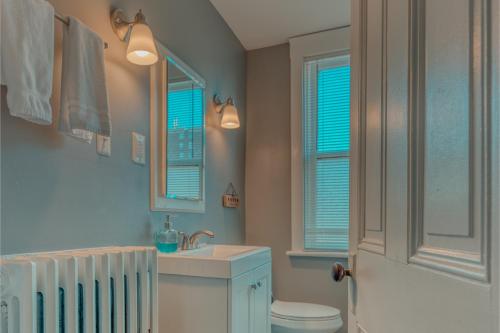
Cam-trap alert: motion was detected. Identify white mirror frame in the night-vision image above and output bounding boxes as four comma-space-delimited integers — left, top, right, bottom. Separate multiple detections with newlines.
150, 43, 206, 212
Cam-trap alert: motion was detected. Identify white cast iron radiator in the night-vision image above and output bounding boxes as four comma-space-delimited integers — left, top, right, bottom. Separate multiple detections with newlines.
0, 246, 158, 333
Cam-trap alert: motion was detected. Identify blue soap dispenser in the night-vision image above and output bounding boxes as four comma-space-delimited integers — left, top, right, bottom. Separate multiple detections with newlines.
155, 215, 178, 253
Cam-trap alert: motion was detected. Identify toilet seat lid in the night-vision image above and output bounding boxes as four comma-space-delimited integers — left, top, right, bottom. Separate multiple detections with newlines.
271, 301, 341, 321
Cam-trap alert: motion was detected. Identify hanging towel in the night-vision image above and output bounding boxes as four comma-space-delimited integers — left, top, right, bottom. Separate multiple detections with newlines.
59, 16, 110, 143
0, 0, 55, 124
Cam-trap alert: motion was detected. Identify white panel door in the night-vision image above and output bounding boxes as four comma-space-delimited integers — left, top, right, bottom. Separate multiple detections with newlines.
347, 0, 499, 332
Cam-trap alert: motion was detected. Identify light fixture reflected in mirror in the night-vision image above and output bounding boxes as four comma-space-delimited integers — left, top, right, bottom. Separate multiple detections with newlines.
110, 9, 158, 66
214, 95, 240, 129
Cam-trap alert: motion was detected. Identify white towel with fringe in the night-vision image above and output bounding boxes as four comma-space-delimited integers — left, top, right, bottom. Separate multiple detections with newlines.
0, 0, 55, 124
59, 16, 110, 143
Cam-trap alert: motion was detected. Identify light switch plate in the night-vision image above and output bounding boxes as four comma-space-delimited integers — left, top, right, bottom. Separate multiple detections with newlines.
96, 134, 111, 157
132, 132, 146, 165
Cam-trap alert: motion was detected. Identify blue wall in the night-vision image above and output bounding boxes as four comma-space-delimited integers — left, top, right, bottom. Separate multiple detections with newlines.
1, 0, 246, 254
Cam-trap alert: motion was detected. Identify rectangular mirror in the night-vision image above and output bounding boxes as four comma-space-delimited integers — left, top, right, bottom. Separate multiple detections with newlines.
150, 43, 206, 212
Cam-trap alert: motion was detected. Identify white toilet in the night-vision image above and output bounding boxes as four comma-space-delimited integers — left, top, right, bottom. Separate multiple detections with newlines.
271, 300, 343, 333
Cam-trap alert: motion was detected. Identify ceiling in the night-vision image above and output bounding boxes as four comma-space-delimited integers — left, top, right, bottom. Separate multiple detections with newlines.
209, 0, 351, 50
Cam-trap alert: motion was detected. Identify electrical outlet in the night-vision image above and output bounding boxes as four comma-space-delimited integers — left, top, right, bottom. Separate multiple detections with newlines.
96, 134, 111, 156
132, 132, 146, 165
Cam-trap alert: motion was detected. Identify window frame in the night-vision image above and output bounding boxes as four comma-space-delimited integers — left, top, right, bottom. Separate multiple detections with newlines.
150, 43, 206, 213
288, 27, 351, 258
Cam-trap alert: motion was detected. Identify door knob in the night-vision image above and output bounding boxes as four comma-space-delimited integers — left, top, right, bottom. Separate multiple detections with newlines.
332, 262, 352, 282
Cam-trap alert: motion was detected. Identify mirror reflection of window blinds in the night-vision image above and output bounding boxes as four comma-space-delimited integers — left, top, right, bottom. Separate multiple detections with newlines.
303, 54, 351, 251
167, 83, 203, 200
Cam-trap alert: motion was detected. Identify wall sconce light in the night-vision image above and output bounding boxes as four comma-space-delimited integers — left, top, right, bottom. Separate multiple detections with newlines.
214, 95, 240, 129
110, 9, 158, 66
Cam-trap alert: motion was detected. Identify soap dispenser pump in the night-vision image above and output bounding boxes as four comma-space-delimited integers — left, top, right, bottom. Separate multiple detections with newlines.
155, 215, 178, 253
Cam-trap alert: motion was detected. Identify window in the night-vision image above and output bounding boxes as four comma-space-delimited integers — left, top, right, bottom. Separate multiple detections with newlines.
288, 27, 351, 257
303, 54, 351, 252
167, 82, 204, 200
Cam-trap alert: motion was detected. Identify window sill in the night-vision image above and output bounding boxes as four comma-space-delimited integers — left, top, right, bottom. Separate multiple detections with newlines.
286, 250, 348, 259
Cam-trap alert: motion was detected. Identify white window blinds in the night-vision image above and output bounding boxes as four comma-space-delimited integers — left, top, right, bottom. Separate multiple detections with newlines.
303, 54, 350, 251
167, 82, 204, 200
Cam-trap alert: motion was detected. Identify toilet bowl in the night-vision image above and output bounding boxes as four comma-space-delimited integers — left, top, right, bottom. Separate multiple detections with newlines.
271, 300, 343, 333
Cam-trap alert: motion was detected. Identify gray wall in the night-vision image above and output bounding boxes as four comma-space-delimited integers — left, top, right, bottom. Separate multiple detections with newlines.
245, 44, 348, 332
1, 0, 246, 254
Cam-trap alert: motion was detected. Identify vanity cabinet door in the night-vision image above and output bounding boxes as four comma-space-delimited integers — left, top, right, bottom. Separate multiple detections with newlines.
252, 263, 271, 333
230, 263, 272, 333
230, 270, 253, 333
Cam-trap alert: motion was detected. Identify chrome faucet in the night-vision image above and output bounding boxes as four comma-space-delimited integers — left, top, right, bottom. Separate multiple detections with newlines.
179, 230, 215, 250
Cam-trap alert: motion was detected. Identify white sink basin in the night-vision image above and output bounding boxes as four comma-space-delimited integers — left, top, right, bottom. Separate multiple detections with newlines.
177, 244, 257, 258
158, 244, 271, 278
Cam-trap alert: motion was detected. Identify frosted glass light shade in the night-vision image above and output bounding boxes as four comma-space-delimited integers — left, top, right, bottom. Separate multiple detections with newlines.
126, 23, 158, 65
221, 104, 240, 129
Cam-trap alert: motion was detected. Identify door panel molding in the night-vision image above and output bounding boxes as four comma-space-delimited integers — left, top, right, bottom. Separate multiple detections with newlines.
408, 0, 492, 282
357, 324, 368, 333
358, 0, 388, 255
411, 245, 487, 281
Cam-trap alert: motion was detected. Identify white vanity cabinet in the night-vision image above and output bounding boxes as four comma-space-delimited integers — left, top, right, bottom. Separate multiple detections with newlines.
157, 245, 271, 333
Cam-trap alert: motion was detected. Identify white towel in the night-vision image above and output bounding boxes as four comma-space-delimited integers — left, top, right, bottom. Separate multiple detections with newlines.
59, 17, 110, 143
0, 0, 55, 124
